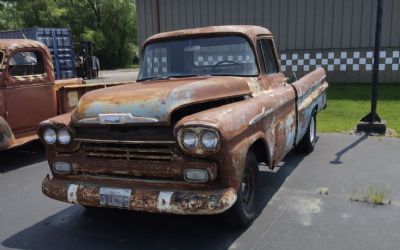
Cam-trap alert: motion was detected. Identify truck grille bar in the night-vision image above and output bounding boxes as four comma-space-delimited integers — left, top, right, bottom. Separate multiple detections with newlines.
75, 138, 176, 145
81, 141, 178, 161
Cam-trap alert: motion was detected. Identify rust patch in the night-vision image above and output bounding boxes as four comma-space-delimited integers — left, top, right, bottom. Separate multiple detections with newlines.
70, 76, 252, 123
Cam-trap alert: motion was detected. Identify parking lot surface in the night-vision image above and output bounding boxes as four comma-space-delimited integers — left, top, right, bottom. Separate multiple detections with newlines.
85, 69, 139, 84
1, 133, 399, 250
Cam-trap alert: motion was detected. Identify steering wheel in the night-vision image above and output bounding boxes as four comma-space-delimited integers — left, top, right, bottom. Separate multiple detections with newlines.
212, 60, 242, 73
213, 60, 240, 67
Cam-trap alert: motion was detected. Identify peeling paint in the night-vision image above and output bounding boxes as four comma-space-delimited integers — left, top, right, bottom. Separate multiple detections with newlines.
67, 184, 78, 204
157, 191, 173, 211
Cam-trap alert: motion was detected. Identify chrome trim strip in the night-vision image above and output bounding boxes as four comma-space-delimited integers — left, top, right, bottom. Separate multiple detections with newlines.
249, 107, 272, 125
74, 138, 176, 145
78, 113, 158, 125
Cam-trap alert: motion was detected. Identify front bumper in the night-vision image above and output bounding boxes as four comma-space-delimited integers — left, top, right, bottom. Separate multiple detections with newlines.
42, 175, 237, 215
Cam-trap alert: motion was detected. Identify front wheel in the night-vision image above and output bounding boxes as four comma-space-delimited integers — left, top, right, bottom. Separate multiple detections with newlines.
222, 151, 259, 227
296, 110, 317, 154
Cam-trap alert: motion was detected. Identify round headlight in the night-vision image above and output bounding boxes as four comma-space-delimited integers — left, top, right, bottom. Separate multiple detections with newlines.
57, 128, 71, 145
43, 128, 57, 145
182, 131, 198, 150
201, 130, 219, 151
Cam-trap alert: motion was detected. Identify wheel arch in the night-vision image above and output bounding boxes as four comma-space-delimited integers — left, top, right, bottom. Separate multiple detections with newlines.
248, 137, 272, 169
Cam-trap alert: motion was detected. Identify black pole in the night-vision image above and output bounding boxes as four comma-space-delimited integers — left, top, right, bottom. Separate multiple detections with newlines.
370, 0, 382, 122
357, 0, 386, 134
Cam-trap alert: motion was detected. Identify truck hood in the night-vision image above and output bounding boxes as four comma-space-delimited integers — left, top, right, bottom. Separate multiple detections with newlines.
71, 76, 253, 124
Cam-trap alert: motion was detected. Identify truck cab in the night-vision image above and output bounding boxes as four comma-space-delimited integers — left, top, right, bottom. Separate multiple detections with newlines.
0, 39, 57, 150
0, 39, 122, 151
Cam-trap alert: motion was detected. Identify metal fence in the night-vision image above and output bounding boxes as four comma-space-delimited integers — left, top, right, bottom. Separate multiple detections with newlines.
136, 0, 400, 83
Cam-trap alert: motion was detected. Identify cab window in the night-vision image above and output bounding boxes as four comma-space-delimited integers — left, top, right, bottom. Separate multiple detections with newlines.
8, 51, 45, 77
259, 39, 279, 74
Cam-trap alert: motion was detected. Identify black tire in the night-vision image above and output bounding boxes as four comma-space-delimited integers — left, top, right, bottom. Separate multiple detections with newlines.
296, 109, 317, 154
222, 151, 259, 227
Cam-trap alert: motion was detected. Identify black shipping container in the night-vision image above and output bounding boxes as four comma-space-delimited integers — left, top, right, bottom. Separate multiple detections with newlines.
0, 27, 76, 79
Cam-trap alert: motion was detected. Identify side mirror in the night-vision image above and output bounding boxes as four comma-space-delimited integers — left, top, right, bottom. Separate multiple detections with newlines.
287, 72, 297, 83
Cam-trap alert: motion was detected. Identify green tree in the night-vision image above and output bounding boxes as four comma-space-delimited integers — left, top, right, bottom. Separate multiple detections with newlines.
2, 0, 137, 69
0, 1, 23, 30
77, 0, 137, 68
16, 0, 69, 28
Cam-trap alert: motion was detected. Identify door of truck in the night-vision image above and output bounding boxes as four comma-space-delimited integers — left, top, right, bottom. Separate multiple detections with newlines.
257, 38, 297, 157
4, 48, 57, 136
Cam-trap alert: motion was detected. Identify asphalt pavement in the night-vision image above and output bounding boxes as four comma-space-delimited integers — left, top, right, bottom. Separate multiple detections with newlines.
1, 133, 400, 250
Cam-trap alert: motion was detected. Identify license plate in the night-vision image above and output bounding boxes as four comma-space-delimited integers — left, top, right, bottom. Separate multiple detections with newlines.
99, 187, 132, 208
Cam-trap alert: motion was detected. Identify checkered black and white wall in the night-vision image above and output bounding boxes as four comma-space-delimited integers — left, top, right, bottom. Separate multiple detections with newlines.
280, 49, 400, 82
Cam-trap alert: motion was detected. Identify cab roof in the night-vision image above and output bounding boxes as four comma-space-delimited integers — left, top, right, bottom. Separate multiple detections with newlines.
0, 39, 48, 51
145, 25, 273, 45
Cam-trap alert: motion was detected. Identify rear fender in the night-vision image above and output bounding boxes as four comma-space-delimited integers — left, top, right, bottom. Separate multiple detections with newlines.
291, 68, 328, 144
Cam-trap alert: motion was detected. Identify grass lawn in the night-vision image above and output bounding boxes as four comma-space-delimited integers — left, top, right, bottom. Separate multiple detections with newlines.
317, 83, 400, 136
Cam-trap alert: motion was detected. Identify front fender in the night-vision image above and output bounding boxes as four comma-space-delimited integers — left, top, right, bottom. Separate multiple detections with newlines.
220, 131, 270, 190
176, 93, 295, 189
0, 116, 15, 151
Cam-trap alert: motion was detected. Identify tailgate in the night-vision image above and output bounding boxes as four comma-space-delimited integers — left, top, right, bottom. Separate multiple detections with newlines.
56, 81, 129, 114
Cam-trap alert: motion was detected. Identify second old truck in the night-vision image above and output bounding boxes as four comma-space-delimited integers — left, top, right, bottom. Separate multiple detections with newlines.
39, 25, 328, 226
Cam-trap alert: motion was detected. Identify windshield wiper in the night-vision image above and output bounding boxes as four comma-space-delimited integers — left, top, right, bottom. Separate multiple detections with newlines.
169, 74, 204, 78
209, 74, 257, 77
137, 76, 171, 82
137, 74, 203, 82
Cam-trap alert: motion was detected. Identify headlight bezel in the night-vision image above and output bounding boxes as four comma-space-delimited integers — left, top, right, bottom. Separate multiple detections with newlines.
177, 126, 221, 154
39, 125, 74, 146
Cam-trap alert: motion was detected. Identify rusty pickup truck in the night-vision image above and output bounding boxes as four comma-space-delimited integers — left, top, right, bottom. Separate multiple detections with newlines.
39, 25, 328, 226
0, 39, 121, 151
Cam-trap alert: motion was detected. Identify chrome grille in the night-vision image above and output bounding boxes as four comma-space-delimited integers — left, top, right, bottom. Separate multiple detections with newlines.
82, 142, 178, 161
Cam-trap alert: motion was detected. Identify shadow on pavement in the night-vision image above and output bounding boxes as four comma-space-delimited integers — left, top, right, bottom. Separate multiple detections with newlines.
256, 151, 305, 214
0, 140, 45, 173
330, 134, 368, 165
2, 151, 305, 250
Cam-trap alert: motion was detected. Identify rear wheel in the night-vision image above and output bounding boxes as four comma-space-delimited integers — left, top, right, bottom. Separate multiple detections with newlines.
296, 110, 317, 154
222, 151, 259, 227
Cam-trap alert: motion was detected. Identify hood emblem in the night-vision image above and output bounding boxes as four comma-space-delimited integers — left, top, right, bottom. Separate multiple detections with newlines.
78, 113, 158, 124
99, 113, 131, 124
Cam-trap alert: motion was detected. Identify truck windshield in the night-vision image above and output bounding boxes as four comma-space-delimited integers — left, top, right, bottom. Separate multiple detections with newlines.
138, 36, 258, 81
